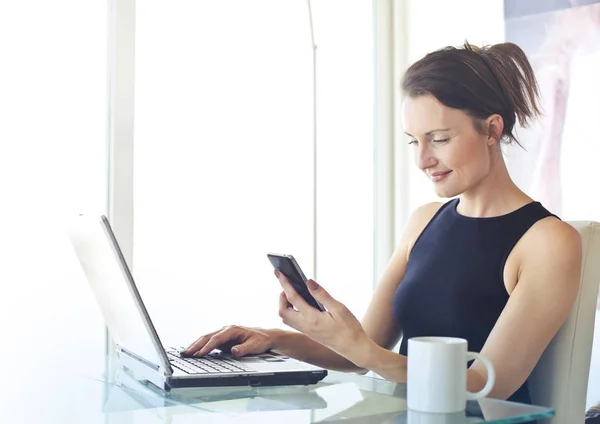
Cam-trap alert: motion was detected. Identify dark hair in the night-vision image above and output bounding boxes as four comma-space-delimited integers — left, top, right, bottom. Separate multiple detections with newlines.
402, 42, 541, 147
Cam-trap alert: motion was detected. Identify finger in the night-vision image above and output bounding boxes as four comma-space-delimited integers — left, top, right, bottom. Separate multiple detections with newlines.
278, 291, 300, 330
182, 330, 220, 356
230, 339, 265, 357
306, 279, 338, 309
278, 290, 295, 319
194, 327, 245, 357
279, 290, 292, 310
276, 270, 312, 314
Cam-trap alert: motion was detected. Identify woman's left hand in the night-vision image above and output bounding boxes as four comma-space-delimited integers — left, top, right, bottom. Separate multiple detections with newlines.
275, 270, 369, 361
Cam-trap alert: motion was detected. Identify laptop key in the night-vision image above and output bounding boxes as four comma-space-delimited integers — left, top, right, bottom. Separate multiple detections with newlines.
169, 353, 255, 373
177, 359, 236, 374
171, 362, 208, 374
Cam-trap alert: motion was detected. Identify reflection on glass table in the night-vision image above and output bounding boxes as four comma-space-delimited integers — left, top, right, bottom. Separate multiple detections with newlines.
105, 367, 553, 423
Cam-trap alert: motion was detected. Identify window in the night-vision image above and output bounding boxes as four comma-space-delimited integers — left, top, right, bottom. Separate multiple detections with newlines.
133, 1, 373, 345
0, 0, 108, 408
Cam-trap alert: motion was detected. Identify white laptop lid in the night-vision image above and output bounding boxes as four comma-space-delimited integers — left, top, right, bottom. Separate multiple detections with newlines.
67, 214, 172, 375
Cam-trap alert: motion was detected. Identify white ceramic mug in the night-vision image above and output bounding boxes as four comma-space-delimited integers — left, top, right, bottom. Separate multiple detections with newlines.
407, 337, 495, 413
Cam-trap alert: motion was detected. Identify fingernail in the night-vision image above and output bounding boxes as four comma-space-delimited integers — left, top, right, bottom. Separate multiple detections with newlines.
275, 270, 281, 278
307, 279, 318, 290
231, 347, 239, 356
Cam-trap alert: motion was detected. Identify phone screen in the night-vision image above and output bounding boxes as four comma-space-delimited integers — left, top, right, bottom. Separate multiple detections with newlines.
267, 253, 325, 311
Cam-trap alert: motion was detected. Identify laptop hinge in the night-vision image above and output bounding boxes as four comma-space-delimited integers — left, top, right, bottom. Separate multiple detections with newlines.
118, 346, 162, 372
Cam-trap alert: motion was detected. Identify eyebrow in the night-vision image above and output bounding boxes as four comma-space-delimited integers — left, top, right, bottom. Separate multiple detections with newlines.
404, 128, 451, 137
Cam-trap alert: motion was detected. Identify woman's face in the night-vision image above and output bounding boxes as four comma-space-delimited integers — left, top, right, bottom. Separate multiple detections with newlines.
401, 94, 495, 198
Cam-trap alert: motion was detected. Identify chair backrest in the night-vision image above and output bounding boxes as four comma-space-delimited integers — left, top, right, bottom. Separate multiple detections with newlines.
528, 221, 600, 423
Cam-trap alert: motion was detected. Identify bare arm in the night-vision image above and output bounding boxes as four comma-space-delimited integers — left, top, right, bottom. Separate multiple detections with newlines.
467, 219, 582, 398
347, 218, 582, 399
185, 202, 443, 374
268, 328, 365, 372
361, 202, 443, 349
267, 202, 443, 371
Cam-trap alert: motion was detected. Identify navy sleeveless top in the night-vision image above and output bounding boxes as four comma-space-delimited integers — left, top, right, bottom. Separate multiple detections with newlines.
392, 198, 555, 404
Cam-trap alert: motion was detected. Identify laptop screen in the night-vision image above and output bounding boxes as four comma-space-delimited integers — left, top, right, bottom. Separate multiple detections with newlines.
67, 215, 170, 372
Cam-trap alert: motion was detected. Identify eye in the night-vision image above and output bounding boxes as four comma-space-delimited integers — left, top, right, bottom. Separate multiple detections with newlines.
408, 139, 418, 145
432, 138, 449, 144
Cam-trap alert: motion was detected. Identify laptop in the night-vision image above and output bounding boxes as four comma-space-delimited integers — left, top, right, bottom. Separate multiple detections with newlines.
67, 214, 327, 390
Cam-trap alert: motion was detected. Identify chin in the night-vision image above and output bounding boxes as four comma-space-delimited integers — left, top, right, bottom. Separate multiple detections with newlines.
434, 185, 462, 198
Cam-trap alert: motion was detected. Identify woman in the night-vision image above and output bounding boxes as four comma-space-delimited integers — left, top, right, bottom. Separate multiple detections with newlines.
182, 42, 582, 404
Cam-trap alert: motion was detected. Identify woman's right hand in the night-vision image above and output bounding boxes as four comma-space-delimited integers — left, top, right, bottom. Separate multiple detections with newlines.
180, 325, 273, 358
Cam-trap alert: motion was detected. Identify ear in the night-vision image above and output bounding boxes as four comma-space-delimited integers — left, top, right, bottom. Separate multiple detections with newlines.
485, 114, 504, 145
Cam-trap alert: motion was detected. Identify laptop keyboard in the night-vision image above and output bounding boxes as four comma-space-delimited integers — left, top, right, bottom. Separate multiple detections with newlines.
167, 352, 255, 375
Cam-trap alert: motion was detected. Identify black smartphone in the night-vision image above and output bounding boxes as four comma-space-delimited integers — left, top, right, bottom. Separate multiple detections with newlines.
267, 253, 325, 311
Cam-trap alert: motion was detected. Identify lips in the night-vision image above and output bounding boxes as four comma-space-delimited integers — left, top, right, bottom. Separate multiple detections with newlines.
428, 170, 452, 182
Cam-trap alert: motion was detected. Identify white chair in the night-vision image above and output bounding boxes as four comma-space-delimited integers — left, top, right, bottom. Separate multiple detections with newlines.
528, 221, 600, 423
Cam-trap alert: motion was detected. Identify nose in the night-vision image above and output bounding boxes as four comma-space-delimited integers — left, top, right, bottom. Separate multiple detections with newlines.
415, 142, 437, 171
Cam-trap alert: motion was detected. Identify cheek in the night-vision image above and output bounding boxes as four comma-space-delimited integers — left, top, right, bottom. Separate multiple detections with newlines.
409, 146, 424, 168
445, 139, 488, 173
440, 145, 468, 170
411, 148, 419, 166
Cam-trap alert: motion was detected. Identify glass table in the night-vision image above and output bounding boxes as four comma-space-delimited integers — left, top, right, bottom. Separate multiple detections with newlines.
1, 366, 553, 423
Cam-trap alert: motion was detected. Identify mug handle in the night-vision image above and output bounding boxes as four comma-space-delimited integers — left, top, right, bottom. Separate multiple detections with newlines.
465, 351, 496, 400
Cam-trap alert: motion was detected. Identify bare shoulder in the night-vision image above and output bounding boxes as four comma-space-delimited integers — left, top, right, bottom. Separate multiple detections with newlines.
519, 217, 582, 282
407, 201, 443, 226
402, 201, 444, 255
525, 217, 582, 257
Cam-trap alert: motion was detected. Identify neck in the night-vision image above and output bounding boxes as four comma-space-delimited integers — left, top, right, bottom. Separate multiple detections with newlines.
457, 154, 532, 218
